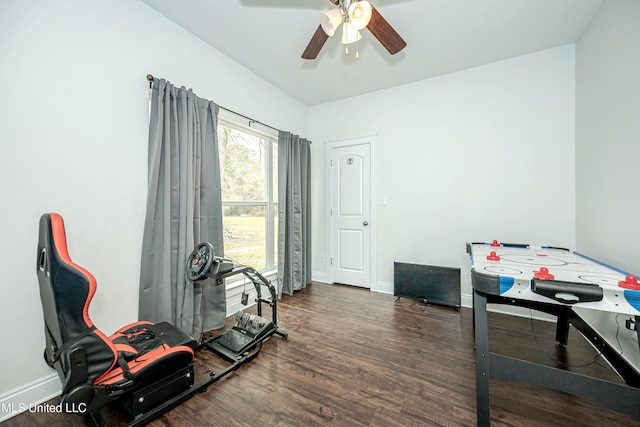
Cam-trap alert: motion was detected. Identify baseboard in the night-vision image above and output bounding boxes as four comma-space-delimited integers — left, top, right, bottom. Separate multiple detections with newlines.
461, 293, 472, 308
374, 283, 471, 309
0, 373, 61, 422
311, 270, 328, 283
373, 280, 393, 294
487, 304, 554, 322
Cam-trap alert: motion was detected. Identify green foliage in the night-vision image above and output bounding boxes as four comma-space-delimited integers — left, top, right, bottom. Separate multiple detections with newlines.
218, 124, 278, 270
219, 126, 266, 216
223, 215, 267, 270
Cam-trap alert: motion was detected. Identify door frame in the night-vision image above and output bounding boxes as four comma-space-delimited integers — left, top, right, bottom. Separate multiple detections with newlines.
325, 135, 377, 291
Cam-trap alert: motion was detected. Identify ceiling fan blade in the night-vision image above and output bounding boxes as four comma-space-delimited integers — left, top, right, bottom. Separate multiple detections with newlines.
367, 6, 407, 55
301, 25, 329, 59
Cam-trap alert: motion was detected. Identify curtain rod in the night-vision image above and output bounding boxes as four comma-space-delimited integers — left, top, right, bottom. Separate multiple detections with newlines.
147, 74, 281, 134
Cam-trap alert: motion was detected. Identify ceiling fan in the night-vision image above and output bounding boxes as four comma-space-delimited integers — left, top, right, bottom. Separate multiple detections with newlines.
301, 0, 407, 60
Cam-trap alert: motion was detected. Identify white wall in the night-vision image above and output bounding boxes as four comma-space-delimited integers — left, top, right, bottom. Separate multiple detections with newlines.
0, 0, 306, 408
5, 0, 625, 415
309, 45, 577, 304
576, 0, 640, 273
574, 0, 640, 370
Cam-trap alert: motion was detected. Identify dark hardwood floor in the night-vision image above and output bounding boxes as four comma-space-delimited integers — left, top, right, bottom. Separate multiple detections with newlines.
4, 282, 639, 426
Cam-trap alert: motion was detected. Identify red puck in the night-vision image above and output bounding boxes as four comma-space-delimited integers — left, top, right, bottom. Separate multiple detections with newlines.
534, 267, 554, 280
487, 251, 500, 261
619, 275, 640, 290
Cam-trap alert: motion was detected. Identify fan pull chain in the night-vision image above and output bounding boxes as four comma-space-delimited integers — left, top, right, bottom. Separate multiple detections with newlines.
344, 21, 349, 56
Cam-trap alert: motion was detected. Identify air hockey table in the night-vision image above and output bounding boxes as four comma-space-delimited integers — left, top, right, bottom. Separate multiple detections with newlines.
467, 241, 640, 426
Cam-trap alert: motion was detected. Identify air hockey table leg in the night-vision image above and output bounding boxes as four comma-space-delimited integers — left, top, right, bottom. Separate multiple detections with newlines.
473, 289, 491, 427
555, 312, 570, 346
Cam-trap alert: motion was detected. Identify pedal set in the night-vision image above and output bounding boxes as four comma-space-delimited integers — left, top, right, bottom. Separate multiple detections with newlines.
205, 310, 277, 361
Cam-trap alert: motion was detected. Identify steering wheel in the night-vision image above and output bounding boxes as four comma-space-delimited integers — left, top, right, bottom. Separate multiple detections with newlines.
186, 242, 215, 282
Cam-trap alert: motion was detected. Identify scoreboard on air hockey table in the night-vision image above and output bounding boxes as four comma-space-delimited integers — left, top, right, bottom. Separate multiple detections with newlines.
467, 240, 640, 316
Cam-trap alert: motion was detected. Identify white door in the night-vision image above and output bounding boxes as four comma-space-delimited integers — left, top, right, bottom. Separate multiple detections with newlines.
330, 143, 371, 288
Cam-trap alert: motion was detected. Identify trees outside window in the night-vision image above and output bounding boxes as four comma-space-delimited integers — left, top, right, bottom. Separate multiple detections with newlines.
218, 121, 277, 271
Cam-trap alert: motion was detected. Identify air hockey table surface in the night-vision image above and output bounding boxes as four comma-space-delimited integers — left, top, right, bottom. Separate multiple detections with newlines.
467, 241, 640, 426
467, 241, 640, 316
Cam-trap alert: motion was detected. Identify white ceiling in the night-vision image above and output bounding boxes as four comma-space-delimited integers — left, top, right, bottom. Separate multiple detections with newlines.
141, 0, 603, 106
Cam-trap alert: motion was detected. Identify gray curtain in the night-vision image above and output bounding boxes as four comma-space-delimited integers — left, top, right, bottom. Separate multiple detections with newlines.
139, 78, 226, 340
277, 131, 312, 297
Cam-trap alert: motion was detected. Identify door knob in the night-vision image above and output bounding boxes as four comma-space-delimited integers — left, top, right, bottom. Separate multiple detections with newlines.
363, 221, 369, 226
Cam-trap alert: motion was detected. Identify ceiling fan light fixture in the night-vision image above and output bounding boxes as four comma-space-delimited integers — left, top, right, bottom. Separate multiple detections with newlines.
320, 8, 343, 37
341, 21, 362, 45
347, 1, 372, 30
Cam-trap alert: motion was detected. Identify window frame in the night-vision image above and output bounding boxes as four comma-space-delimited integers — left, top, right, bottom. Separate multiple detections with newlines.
217, 116, 278, 273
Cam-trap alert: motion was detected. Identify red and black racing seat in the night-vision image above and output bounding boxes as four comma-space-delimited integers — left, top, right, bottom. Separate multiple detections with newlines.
36, 213, 196, 424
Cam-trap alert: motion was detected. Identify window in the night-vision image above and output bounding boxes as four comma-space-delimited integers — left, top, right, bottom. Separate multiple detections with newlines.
218, 119, 277, 272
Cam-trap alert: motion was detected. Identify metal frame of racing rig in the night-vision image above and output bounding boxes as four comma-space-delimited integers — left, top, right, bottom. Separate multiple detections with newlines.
126, 259, 287, 427
203, 264, 288, 359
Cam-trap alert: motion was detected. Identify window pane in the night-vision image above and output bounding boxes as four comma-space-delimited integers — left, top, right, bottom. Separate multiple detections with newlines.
218, 121, 276, 272
223, 205, 266, 270
218, 126, 267, 202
